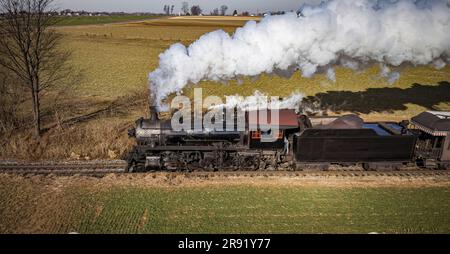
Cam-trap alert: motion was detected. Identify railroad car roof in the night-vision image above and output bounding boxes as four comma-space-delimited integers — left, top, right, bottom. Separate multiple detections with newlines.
247, 109, 299, 129
411, 111, 450, 135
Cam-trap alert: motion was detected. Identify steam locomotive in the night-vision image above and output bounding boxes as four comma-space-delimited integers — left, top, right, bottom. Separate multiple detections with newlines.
126, 107, 450, 172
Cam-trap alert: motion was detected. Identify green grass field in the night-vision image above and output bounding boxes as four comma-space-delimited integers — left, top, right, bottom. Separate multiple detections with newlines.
72, 186, 450, 233
1, 173, 449, 233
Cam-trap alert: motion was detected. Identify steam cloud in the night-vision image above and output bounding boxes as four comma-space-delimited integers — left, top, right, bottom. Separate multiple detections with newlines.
149, 0, 450, 109
210, 90, 305, 111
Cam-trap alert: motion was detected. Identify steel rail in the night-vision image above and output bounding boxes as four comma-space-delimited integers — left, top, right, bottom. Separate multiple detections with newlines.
0, 161, 449, 178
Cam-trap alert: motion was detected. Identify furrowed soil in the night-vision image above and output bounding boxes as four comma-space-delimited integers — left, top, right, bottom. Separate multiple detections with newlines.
1, 173, 450, 234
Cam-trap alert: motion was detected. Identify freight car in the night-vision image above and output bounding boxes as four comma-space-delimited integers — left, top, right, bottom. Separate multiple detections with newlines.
125, 108, 450, 172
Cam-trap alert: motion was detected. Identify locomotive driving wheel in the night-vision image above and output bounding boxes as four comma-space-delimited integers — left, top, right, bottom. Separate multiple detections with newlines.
238, 154, 260, 171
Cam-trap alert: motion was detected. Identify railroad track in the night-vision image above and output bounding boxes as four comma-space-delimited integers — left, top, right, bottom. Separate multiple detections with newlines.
177, 170, 450, 178
0, 161, 449, 178
0, 161, 127, 175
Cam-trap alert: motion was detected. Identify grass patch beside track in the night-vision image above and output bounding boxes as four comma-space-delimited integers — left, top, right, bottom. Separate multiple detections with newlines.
71, 186, 450, 233
1, 173, 449, 233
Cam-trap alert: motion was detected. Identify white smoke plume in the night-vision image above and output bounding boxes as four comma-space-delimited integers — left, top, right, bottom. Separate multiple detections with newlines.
210, 90, 305, 112
149, 0, 450, 109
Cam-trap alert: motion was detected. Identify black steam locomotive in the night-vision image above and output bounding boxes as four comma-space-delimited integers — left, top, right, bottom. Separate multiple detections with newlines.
126, 108, 450, 172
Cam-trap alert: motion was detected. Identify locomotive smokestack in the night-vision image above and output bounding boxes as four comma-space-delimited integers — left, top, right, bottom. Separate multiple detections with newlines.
149, 106, 159, 123
149, 88, 159, 122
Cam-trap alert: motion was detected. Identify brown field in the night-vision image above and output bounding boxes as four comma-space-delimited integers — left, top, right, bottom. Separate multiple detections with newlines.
170, 16, 261, 21
0, 16, 449, 160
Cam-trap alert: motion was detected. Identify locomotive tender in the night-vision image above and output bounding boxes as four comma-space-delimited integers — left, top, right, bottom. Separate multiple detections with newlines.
126, 108, 450, 172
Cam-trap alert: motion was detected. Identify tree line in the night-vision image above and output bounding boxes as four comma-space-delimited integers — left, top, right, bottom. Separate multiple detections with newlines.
166, 2, 229, 16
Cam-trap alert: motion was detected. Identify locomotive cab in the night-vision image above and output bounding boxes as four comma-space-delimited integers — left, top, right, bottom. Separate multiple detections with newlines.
247, 109, 300, 151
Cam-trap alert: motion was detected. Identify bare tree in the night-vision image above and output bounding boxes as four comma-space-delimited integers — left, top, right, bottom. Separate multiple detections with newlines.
0, 0, 74, 137
170, 5, 174, 15
220, 5, 228, 16
181, 1, 189, 15
190, 5, 202, 16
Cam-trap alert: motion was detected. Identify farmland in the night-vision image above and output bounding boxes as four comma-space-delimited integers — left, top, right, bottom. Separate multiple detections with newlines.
54, 15, 164, 26
54, 16, 450, 115
0, 16, 449, 160
1, 14, 450, 236
1, 173, 450, 234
